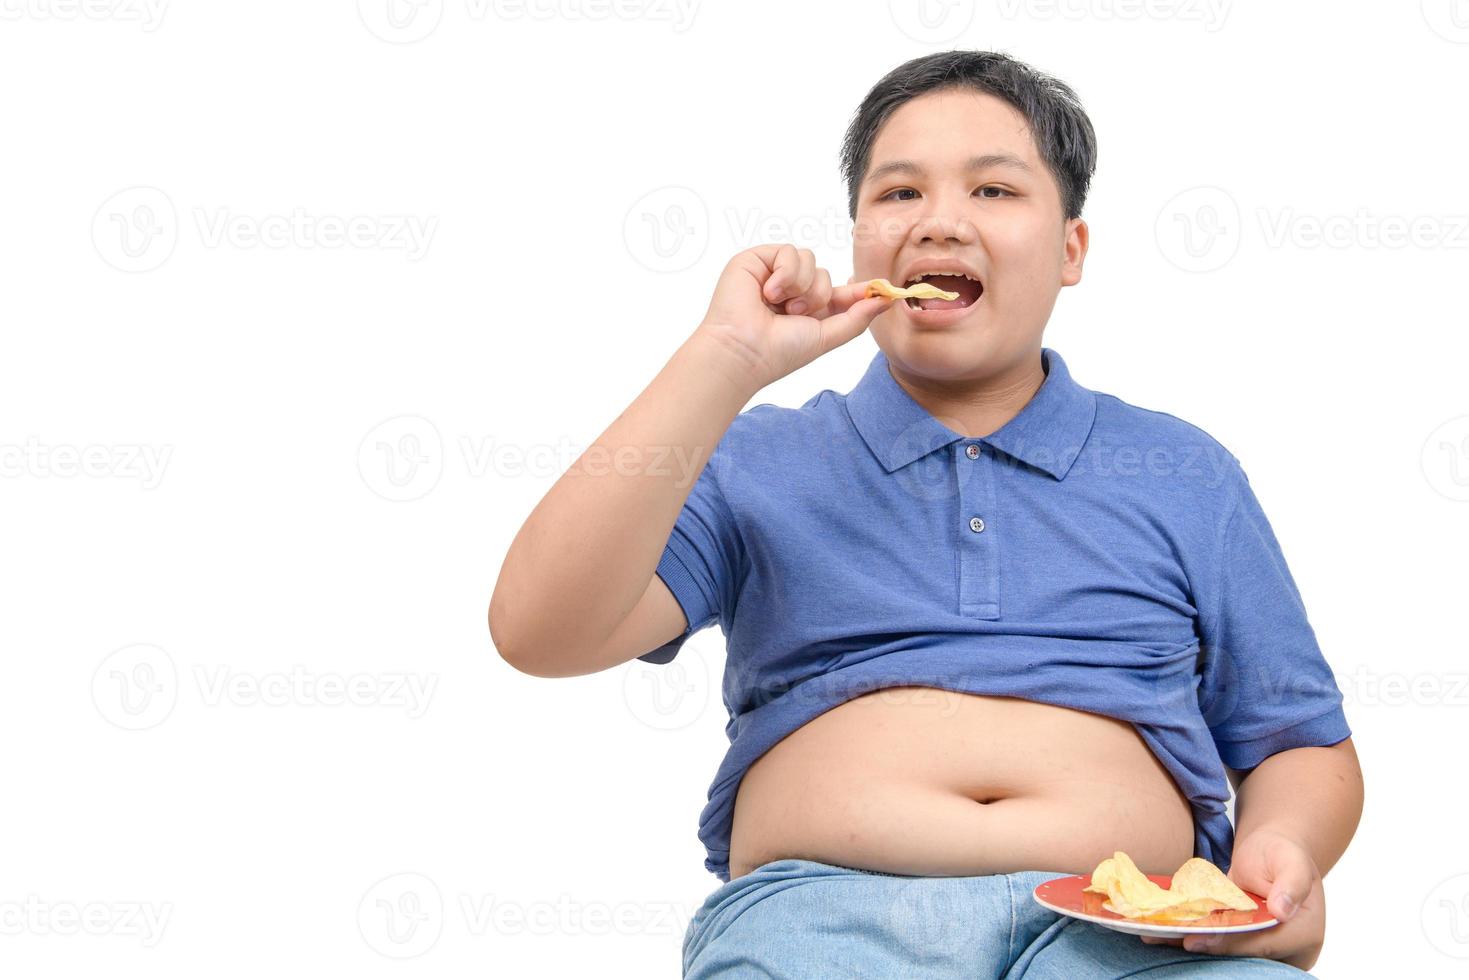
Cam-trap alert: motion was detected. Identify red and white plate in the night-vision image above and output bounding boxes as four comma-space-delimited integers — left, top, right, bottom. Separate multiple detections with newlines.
1032, 873, 1279, 939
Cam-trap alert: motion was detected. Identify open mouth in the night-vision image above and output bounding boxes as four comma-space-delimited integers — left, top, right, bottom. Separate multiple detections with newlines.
903, 273, 984, 312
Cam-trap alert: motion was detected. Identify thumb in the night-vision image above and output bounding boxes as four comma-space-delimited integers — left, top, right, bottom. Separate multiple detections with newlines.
1269, 871, 1310, 922
1253, 840, 1314, 923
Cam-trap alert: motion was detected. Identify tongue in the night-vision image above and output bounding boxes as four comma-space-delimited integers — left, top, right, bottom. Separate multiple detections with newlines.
915, 274, 982, 311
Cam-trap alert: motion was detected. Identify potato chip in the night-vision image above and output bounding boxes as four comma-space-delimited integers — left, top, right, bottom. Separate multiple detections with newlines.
1082, 850, 1257, 923
1138, 898, 1234, 924
1169, 857, 1257, 912
1083, 852, 1181, 918
863, 278, 960, 302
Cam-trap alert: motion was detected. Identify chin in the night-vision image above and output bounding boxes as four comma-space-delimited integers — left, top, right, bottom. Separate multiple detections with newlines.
880, 334, 994, 378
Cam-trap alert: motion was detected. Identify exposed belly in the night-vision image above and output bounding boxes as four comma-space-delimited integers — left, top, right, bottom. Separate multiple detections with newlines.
727, 687, 1195, 880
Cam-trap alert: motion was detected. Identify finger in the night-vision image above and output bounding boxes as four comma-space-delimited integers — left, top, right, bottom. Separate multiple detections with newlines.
1148, 933, 1235, 956
1182, 932, 1314, 971
781, 250, 817, 314
820, 280, 891, 317
1183, 935, 1226, 955
788, 267, 831, 317
1181, 925, 1287, 959
813, 293, 890, 356
793, 248, 816, 296
762, 245, 801, 305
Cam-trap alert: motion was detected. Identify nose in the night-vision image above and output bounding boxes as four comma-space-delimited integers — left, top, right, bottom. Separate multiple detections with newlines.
908, 208, 979, 248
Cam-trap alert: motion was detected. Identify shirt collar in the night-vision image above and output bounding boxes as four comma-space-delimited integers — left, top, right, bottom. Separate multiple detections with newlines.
844, 346, 1097, 480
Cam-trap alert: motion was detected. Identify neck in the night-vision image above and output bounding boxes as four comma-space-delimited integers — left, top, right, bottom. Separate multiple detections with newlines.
887, 349, 1047, 439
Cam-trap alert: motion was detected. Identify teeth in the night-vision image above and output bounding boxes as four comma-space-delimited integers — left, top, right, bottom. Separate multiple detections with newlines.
904, 271, 979, 286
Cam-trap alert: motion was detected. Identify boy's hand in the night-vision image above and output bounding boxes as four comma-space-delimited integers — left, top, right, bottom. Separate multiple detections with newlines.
695, 243, 893, 390
1140, 829, 1324, 971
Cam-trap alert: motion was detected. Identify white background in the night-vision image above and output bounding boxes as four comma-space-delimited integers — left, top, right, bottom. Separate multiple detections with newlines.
3, 0, 1466, 976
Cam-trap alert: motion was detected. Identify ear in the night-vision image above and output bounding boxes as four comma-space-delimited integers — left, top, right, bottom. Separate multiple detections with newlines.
1061, 217, 1088, 287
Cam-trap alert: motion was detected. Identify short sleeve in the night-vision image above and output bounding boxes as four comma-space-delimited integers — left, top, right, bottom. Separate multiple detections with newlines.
637, 439, 746, 665
1196, 461, 1351, 771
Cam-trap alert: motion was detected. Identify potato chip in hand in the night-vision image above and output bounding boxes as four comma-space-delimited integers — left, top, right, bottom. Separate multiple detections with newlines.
863, 278, 960, 302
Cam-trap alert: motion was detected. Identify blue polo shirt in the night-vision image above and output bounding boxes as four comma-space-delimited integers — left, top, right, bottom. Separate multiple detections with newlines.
641, 346, 1351, 882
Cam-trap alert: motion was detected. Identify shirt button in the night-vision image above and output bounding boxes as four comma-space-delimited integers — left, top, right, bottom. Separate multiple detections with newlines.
965, 444, 981, 459
969, 516, 986, 533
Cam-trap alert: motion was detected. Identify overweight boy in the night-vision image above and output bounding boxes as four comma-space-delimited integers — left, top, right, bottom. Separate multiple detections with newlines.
490, 49, 1363, 978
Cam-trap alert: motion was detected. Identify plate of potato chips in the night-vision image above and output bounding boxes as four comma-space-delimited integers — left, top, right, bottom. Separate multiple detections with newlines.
1031, 850, 1279, 938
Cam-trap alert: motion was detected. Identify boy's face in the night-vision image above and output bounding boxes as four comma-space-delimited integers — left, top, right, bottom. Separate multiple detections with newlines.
852, 88, 1088, 380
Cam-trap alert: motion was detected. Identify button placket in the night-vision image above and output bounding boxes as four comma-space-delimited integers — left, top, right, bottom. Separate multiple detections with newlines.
956, 442, 1001, 619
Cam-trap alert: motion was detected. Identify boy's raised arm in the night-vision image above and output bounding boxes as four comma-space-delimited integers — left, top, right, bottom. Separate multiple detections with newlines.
488, 244, 892, 677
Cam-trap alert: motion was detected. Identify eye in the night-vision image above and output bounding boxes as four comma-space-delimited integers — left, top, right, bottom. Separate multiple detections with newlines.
879, 186, 1014, 202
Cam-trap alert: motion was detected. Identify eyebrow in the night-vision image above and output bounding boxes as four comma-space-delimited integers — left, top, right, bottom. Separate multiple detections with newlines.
865, 153, 1034, 185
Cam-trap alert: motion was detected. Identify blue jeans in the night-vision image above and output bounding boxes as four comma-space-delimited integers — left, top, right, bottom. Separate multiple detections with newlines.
682, 859, 1314, 978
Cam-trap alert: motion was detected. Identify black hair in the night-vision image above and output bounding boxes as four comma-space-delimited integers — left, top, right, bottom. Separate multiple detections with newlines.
840, 50, 1098, 222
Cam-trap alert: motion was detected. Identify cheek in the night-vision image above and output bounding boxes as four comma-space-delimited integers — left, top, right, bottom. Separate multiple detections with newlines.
990, 236, 1065, 290
850, 240, 884, 274
852, 213, 909, 259
988, 223, 1048, 259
